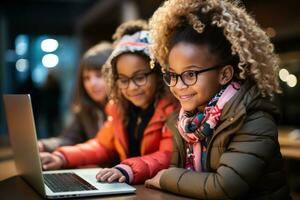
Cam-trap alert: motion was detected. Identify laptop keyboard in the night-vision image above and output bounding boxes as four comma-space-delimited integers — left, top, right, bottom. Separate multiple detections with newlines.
43, 173, 97, 192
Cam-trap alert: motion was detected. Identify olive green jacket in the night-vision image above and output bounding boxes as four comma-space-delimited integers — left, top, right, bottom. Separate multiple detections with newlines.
161, 81, 291, 200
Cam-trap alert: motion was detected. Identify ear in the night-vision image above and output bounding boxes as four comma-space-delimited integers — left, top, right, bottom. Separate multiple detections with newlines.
218, 65, 234, 85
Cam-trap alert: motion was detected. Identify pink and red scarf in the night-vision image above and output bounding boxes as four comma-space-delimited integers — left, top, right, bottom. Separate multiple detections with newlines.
177, 82, 240, 172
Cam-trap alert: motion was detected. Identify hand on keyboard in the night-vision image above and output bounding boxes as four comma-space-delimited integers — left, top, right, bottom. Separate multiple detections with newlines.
40, 152, 64, 170
96, 168, 126, 183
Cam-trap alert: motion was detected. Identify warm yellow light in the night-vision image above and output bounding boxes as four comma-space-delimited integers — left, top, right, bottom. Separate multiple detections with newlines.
279, 68, 289, 82
287, 74, 297, 87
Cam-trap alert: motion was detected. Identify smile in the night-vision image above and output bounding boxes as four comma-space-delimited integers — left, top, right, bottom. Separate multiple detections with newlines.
178, 94, 195, 101
92, 90, 102, 93
129, 93, 144, 98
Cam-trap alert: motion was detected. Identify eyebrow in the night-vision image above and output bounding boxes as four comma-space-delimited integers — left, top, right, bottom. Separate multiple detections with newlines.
117, 69, 150, 77
168, 65, 205, 72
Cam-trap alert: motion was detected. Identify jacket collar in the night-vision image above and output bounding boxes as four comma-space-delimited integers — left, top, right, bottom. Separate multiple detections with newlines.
209, 80, 279, 156
220, 80, 279, 123
143, 97, 177, 135
108, 97, 177, 156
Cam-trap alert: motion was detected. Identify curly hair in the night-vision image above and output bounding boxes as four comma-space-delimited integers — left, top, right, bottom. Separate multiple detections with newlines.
112, 19, 149, 41
102, 20, 168, 124
149, 0, 281, 98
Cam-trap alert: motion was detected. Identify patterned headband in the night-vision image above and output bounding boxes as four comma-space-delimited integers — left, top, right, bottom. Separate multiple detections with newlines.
108, 30, 151, 64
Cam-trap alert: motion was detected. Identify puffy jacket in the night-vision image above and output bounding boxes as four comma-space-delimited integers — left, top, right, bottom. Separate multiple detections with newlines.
160, 81, 291, 199
56, 97, 178, 184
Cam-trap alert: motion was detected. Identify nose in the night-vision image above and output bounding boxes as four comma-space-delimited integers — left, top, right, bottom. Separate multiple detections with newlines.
175, 76, 188, 89
128, 79, 139, 89
90, 77, 98, 85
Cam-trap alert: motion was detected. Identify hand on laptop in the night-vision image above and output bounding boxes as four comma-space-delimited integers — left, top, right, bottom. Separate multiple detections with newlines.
40, 152, 65, 170
96, 168, 126, 183
38, 141, 45, 152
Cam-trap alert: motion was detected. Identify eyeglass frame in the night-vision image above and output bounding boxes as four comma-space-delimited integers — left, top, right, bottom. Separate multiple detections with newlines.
162, 64, 223, 87
116, 70, 153, 89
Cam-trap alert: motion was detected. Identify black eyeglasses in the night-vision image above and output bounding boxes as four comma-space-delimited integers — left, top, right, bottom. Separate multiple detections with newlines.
162, 64, 223, 87
117, 71, 153, 89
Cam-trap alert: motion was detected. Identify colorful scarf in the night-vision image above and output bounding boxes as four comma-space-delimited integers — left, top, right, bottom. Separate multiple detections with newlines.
177, 82, 240, 171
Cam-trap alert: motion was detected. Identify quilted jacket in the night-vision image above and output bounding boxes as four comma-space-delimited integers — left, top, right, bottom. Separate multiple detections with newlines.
160, 81, 291, 199
56, 97, 178, 184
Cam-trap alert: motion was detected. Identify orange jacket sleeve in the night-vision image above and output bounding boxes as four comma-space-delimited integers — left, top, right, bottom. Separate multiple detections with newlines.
120, 124, 173, 184
56, 120, 117, 168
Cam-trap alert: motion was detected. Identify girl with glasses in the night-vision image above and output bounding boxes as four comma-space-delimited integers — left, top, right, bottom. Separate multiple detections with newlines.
145, 0, 291, 199
40, 20, 179, 185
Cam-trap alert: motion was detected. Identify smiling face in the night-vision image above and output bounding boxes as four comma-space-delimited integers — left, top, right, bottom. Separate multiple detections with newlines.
83, 69, 107, 104
116, 53, 157, 109
168, 42, 224, 112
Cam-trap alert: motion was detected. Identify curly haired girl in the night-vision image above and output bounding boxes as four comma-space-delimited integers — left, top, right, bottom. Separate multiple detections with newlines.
145, 0, 291, 199
40, 20, 179, 184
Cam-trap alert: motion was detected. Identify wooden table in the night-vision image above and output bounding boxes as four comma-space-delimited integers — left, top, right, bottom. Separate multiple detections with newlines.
278, 128, 300, 160
0, 159, 193, 200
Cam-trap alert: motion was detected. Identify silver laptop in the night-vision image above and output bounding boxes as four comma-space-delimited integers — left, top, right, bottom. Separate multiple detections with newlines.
3, 94, 136, 199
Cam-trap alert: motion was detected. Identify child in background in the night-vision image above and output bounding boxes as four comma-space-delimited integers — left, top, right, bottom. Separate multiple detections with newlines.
40, 20, 179, 184
38, 42, 113, 152
145, 0, 291, 199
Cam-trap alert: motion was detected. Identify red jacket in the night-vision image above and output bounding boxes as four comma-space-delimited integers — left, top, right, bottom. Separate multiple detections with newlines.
56, 97, 178, 184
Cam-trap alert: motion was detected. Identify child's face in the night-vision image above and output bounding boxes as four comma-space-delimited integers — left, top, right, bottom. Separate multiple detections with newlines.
167, 42, 223, 112
116, 53, 157, 109
83, 69, 107, 104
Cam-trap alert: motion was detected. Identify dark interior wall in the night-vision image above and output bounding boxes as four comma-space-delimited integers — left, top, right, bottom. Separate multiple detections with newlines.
0, 15, 7, 135
244, 0, 300, 53
75, 0, 165, 54
1, 0, 300, 53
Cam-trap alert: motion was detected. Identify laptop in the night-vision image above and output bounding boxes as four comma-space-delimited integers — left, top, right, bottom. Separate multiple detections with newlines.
3, 94, 136, 199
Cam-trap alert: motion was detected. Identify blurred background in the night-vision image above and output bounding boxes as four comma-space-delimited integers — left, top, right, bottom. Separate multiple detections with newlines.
0, 0, 300, 196
0, 0, 165, 139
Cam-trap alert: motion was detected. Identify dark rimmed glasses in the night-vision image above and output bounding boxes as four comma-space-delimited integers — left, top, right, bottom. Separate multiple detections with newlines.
162, 64, 223, 87
117, 71, 153, 89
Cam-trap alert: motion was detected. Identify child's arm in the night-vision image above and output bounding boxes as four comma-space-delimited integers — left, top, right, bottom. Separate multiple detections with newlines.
39, 113, 85, 152
54, 120, 117, 168
40, 152, 66, 170
115, 125, 173, 184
